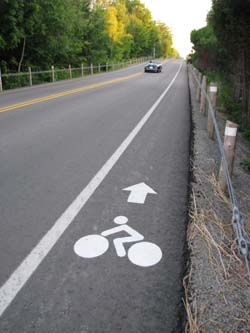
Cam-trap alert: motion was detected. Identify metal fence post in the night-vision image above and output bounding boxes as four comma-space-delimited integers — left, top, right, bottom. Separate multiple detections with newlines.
69, 64, 72, 79
51, 65, 55, 82
207, 83, 217, 139
0, 68, 3, 92
28, 67, 32, 86
219, 121, 238, 193
81, 64, 84, 77
200, 75, 207, 114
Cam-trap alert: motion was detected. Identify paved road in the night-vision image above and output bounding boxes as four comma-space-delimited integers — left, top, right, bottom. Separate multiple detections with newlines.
0, 60, 191, 332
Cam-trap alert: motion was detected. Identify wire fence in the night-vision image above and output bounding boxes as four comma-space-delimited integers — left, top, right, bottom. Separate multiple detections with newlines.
190, 65, 250, 277
0, 57, 150, 91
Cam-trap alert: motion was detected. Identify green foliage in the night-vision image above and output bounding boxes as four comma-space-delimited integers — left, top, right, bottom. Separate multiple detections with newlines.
242, 129, 250, 142
0, 0, 178, 73
210, 0, 250, 53
190, 22, 226, 71
241, 157, 250, 172
204, 70, 241, 125
190, 1, 250, 130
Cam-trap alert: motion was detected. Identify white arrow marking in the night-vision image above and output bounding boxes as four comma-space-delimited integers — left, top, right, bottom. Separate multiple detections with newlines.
123, 182, 157, 204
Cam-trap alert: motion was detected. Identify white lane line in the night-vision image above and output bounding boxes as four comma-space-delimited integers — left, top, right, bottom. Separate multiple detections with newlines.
0, 61, 183, 317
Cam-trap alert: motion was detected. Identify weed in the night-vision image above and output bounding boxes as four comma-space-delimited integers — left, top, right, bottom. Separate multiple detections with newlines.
241, 157, 250, 172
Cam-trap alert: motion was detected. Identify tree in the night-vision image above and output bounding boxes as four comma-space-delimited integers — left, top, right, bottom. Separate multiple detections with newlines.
210, 0, 250, 127
83, 4, 110, 64
0, 0, 177, 72
190, 23, 222, 70
0, 0, 39, 70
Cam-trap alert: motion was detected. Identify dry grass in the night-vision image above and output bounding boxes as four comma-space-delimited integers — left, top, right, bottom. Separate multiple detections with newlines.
183, 275, 200, 333
184, 167, 250, 333
187, 65, 250, 332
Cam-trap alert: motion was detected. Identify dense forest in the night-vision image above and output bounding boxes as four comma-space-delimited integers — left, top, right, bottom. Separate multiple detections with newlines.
190, 0, 250, 131
0, 0, 178, 73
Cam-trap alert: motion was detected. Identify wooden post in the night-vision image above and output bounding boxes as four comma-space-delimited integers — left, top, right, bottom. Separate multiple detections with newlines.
112, 63, 115, 71
191, 66, 196, 85
207, 83, 217, 139
90, 63, 93, 75
28, 67, 32, 86
0, 68, 3, 92
196, 72, 202, 101
51, 65, 55, 82
200, 75, 207, 114
106, 63, 108, 72
219, 121, 238, 193
98, 64, 101, 73
81, 64, 84, 77
69, 64, 72, 79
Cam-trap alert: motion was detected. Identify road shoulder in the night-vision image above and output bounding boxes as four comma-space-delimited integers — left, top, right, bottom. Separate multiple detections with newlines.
185, 65, 250, 332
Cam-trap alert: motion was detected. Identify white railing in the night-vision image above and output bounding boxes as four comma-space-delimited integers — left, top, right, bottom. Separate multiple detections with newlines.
0, 57, 151, 92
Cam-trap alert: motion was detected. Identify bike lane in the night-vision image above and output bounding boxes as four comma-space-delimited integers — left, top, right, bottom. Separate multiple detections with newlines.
0, 62, 190, 332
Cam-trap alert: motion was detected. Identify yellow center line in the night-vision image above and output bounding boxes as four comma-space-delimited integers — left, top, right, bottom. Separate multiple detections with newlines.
0, 72, 143, 113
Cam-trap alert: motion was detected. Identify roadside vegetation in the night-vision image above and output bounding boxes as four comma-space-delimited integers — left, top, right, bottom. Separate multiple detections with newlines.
0, 0, 178, 75
189, 0, 250, 141
242, 157, 250, 172
185, 67, 250, 332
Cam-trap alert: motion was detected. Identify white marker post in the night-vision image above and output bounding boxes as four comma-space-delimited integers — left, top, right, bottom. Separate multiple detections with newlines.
219, 120, 238, 193
196, 72, 202, 102
69, 64, 72, 79
123, 182, 157, 204
200, 75, 207, 115
51, 65, 55, 82
207, 83, 217, 139
28, 67, 32, 86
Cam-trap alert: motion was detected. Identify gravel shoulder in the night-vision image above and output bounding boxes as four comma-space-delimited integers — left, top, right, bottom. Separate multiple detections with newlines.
185, 65, 250, 333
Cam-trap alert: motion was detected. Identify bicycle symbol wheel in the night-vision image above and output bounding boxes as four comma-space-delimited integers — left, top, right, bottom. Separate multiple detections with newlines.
128, 242, 162, 267
74, 235, 109, 258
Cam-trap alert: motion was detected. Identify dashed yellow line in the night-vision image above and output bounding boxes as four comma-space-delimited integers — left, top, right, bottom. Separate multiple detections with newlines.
0, 72, 143, 113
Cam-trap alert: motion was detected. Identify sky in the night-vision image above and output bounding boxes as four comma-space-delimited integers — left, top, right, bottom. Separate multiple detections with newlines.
142, 0, 212, 58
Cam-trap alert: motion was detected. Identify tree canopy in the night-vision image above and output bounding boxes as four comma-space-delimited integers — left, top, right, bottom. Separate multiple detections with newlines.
190, 0, 250, 128
0, 0, 178, 71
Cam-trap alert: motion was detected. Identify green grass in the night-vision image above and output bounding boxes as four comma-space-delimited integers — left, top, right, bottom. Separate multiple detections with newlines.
241, 157, 250, 172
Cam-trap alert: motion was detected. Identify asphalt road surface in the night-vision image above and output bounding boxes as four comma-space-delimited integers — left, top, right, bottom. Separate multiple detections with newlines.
0, 59, 191, 332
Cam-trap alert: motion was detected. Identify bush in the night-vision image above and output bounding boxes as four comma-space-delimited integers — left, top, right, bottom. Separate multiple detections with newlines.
204, 71, 242, 125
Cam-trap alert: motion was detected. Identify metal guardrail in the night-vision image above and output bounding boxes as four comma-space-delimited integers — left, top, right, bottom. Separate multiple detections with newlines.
191, 65, 250, 277
0, 58, 150, 91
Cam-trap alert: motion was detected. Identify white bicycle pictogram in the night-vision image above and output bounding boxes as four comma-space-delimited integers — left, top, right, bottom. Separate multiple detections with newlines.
74, 216, 162, 267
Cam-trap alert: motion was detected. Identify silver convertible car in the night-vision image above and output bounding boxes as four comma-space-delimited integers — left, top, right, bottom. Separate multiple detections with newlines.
144, 61, 162, 73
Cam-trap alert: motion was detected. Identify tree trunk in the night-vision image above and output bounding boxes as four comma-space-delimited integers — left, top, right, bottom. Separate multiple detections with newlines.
18, 37, 26, 73
246, 49, 250, 128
